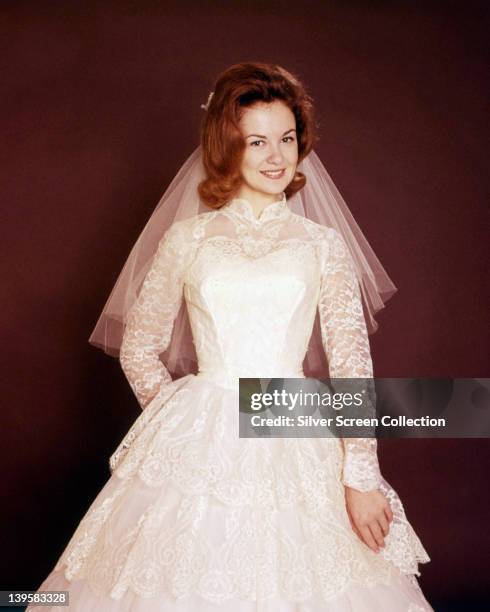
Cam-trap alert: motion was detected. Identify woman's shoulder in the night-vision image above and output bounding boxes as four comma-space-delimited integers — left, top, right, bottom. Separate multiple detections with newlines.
288, 212, 342, 243
163, 210, 219, 246
165, 212, 205, 235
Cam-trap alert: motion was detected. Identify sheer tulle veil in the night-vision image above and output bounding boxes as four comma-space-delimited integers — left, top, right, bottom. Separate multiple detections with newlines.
88, 142, 397, 378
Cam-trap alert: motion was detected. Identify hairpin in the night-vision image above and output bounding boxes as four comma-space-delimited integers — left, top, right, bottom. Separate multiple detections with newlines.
200, 91, 214, 111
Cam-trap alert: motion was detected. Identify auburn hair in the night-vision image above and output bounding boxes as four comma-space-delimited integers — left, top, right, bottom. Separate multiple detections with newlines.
197, 62, 319, 209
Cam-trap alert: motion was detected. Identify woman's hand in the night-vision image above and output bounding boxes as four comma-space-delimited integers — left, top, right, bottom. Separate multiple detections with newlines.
344, 486, 393, 553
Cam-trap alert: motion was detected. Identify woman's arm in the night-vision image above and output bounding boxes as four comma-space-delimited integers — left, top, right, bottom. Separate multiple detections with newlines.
318, 228, 392, 551
318, 228, 381, 490
119, 221, 187, 409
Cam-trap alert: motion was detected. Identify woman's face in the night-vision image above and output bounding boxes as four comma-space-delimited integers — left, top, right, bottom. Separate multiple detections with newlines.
238, 100, 298, 199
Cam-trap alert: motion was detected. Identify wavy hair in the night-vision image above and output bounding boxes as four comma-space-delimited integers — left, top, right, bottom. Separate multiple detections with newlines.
198, 62, 319, 209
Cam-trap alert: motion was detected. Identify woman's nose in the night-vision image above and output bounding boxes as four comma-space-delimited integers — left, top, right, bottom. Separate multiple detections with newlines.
266, 148, 284, 164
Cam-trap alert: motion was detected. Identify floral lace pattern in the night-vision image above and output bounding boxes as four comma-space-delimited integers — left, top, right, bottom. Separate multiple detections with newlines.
318, 228, 384, 492
32, 194, 432, 610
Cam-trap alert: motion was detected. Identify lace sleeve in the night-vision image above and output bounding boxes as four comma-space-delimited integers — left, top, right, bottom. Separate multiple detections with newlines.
318, 228, 382, 492
119, 221, 187, 409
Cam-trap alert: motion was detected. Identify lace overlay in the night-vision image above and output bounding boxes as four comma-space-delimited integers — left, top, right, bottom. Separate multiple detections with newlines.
318, 227, 383, 492
30, 194, 432, 610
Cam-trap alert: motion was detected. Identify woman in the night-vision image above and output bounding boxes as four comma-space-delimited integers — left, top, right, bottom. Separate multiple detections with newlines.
27, 62, 433, 611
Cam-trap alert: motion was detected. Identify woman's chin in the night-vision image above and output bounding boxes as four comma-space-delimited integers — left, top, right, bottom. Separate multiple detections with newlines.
254, 180, 289, 195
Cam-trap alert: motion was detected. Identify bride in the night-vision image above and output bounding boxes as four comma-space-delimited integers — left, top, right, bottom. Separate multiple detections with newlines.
27, 62, 434, 611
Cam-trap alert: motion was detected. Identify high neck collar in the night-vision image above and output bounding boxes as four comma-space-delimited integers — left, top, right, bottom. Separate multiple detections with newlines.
222, 192, 289, 223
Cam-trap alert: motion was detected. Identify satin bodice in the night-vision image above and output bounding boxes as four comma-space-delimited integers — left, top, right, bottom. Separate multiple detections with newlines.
185, 232, 320, 387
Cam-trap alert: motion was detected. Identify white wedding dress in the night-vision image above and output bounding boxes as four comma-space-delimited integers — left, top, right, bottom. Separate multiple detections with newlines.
27, 194, 433, 611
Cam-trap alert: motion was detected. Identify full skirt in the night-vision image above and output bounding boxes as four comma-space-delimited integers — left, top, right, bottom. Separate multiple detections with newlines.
26, 374, 434, 611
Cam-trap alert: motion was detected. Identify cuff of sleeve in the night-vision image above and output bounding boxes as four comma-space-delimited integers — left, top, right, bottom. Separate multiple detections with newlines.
342, 454, 382, 492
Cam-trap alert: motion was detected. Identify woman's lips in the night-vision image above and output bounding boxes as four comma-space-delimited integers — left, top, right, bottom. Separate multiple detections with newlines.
260, 169, 286, 180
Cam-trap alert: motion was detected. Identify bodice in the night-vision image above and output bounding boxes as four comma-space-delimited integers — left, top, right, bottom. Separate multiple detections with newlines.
185, 234, 321, 387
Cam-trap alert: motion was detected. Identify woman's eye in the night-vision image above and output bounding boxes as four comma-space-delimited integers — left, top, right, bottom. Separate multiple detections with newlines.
251, 137, 295, 147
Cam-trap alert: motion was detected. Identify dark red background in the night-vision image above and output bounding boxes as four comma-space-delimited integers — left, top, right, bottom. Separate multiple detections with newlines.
1, 2, 489, 610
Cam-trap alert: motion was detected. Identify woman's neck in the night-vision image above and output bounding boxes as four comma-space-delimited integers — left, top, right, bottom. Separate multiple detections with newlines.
232, 188, 284, 219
